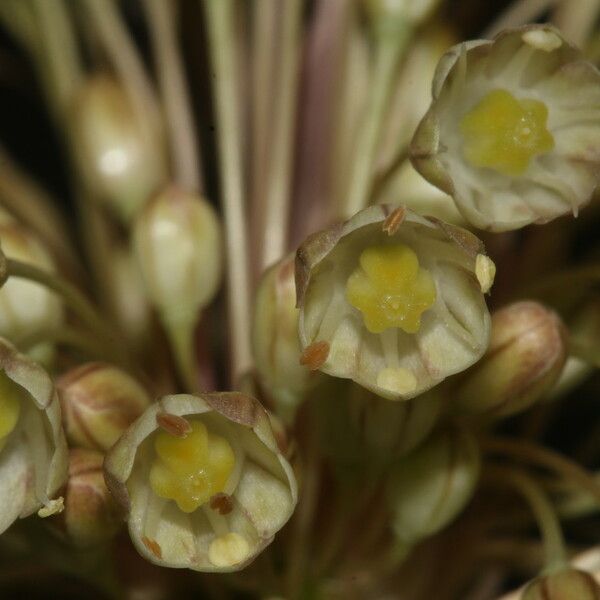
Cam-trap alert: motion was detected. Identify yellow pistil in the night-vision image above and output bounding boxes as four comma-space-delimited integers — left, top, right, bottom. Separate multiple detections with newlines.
460, 88, 554, 176
149, 419, 235, 513
346, 244, 436, 334
0, 372, 22, 453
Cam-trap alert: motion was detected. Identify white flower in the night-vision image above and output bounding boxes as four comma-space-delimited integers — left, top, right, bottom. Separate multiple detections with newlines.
0, 338, 68, 534
411, 25, 600, 231
295, 204, 492, 401
104, 393, 297, 572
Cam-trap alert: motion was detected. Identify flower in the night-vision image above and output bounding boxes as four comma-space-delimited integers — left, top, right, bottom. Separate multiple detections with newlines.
0, 337, 67, 534
104, 393, 297, 572
295, 204, 492, 400
410, 25, 600, 231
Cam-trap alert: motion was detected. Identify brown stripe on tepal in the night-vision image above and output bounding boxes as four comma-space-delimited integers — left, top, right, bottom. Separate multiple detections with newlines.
56, 362, 106, 389
203, 392, 262, 427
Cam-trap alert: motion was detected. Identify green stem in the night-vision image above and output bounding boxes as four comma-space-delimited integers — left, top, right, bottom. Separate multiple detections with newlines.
257, 0, 302, 271
486, 466, 567, 572
15, 326, 114, 361
6, 258, 129, 366
341, 27, 411, 218
164, 318, 198, 393
481, 436, 600, 506
31, 0, 82, 122
83, 0, 163, 154
203, 0, 253, 385
143, 0, 203, 192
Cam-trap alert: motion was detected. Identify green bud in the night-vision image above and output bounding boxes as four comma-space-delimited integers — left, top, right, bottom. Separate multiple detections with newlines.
454, 301, 567, 418
253, 255, 318, 421
521, 568, 600, 600
388, 426, 480, 546
132, 186, 223, 328
72, 75, 167, 222
57, 362, 150, 452
348, 385, 442, 460
62, 448, 121, 547
0, 210, 63, 360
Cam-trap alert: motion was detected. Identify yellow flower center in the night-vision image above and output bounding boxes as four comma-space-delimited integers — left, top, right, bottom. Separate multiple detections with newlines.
0, 372, 21, 453
149, 419, 235, 513
346, 244, 436, 334
460, 89, 554, 176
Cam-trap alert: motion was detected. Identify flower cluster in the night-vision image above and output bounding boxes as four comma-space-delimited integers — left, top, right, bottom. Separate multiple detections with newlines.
0, 3, 599, 600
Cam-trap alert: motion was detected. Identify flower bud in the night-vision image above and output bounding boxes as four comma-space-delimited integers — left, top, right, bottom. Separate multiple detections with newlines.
71, 75, 167, 222
253, 255, 319, 420
57, 362, 151, 452
348, 385, 442, 460
0, 337, 67, 534
104, 393, 297, 572
388, 426, 480, 546
0, 211, 63, 352
521, 568, 600, 600
107, 244, 152, 345
62, 448, 121, 547
295, 204, 492, 400
453, 302, 567, 418
132, 186, 223, 327
411, 25, 600, 231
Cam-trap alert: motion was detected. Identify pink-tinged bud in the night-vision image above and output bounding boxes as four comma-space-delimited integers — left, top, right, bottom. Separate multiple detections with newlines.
62, 448, 121, 547
521, 568, 600, 600
57, 362, 150, 452
454, 302, 567, 418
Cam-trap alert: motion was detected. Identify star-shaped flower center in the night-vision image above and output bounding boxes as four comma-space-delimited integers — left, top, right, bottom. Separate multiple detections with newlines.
346, 243, 436, 335
149, 419, 235, 513
460, 89, 554, 176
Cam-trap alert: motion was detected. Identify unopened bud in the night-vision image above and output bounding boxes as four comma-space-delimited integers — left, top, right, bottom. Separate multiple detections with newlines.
348, 386, 442, 460
58, 362, 150, 452
107, 245, 152, 345
389, 426, 480, 546
253, 255, 319, 420
0, 211, 63, 351
62, 448, 121, 547
133, 187, 222, 328
454, 302, 567, 418
72, 75, 167, 221
522, 568, 600, 600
